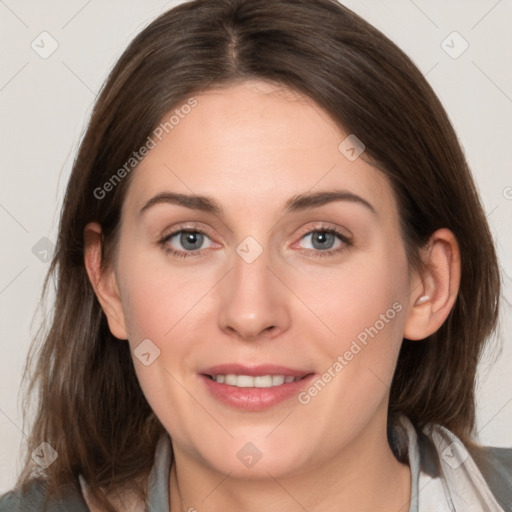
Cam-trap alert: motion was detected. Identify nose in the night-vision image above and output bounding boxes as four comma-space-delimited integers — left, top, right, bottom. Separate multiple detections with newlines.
217, 245, 290, 342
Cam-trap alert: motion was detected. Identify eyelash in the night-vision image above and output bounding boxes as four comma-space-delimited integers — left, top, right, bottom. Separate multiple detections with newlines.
158, 224, 352, 260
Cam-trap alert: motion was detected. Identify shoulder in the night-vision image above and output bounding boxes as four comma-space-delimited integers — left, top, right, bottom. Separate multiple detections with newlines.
395, 415, 512, 511
0, 478, 89, 512
468, 444, 512, 511
417, 424, 512, 512
472, 444, 512, 475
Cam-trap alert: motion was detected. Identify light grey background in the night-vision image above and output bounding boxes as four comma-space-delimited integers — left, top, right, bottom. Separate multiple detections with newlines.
1, 0, 511, 493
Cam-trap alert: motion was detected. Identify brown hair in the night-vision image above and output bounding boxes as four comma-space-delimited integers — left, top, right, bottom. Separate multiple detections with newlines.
15, 0, 500, 510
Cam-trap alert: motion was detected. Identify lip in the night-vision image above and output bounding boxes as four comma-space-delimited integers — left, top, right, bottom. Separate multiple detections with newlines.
199, 364, 315, 411
201, 364, 310, 377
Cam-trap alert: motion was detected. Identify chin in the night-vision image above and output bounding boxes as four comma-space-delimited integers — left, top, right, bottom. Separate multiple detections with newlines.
197, 437, 313, 480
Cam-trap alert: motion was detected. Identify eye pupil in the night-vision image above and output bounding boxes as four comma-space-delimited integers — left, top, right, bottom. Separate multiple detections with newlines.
181, 231, 203, 250
312, 231, 335, 250
166, 228, 343, 257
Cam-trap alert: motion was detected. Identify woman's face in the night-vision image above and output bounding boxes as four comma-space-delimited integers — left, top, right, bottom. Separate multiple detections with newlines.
109, 79, 416, 477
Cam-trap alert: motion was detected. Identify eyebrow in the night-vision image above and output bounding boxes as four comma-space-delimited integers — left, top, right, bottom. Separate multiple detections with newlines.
139, 189, 376, 217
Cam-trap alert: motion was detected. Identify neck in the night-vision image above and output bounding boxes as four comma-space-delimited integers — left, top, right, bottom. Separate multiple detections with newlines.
168, 416, 411, 512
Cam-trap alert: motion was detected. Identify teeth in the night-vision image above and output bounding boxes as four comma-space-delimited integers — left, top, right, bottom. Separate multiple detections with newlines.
225, 374, 237, 386
211, 374, 300, 388
237, 375, 255, 388
254, 375, 272, 388
272, 375, 285, 386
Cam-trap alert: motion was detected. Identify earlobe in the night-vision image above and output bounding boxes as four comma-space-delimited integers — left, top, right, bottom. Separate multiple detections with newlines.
83, 222, 128, 340
403, 228, 461, 341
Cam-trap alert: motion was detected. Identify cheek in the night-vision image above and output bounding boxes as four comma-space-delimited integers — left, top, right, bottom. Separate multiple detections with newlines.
303, 248, 408, 360
118, 251, 213, 344
116, 251, 216, 403
115, 258, 206, 428
297, 244, 409, 413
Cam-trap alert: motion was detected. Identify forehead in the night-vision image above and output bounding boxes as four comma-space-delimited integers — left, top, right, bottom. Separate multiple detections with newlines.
123, 80, 396, 221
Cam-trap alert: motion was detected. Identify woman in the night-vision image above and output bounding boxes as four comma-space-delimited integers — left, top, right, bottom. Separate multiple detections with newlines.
1, 0, 510, 510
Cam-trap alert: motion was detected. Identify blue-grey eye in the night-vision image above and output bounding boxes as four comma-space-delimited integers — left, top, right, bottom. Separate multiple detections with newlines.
178, 231, 205, 250
312, 231, 335, 250
163, 230, 210, 253
301, 230, 341, 251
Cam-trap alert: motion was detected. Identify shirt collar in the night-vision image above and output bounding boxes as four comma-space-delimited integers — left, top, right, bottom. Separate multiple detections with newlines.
146, 431, 173, 512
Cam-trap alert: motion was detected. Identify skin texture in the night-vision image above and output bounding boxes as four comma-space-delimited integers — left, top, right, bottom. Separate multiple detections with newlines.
84, 79, 460, 511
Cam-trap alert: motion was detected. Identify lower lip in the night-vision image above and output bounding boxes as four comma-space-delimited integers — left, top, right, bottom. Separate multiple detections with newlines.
200, 374, 315, 411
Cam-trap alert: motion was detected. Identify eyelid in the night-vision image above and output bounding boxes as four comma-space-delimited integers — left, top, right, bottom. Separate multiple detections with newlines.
158, 223, 220, 256
162, 228, 214, 245
159, 221, 353, 258
160, 222, 216, 241
289, 223, 352, 256
294, 222, 352, 242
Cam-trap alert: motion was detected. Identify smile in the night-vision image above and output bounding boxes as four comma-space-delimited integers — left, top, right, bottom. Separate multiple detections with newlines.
208, 374, 302, 387
200, 365, 315, 411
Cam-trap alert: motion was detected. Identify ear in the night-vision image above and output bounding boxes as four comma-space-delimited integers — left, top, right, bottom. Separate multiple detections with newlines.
83, 222, 128, 340
403, 228, 461, 341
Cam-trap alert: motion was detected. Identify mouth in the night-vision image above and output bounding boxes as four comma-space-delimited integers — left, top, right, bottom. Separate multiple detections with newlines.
206, 374, 304, 387
199, 364, 315, 411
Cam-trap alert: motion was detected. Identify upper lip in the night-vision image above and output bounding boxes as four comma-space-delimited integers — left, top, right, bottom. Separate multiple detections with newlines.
200, 364, 312, 378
